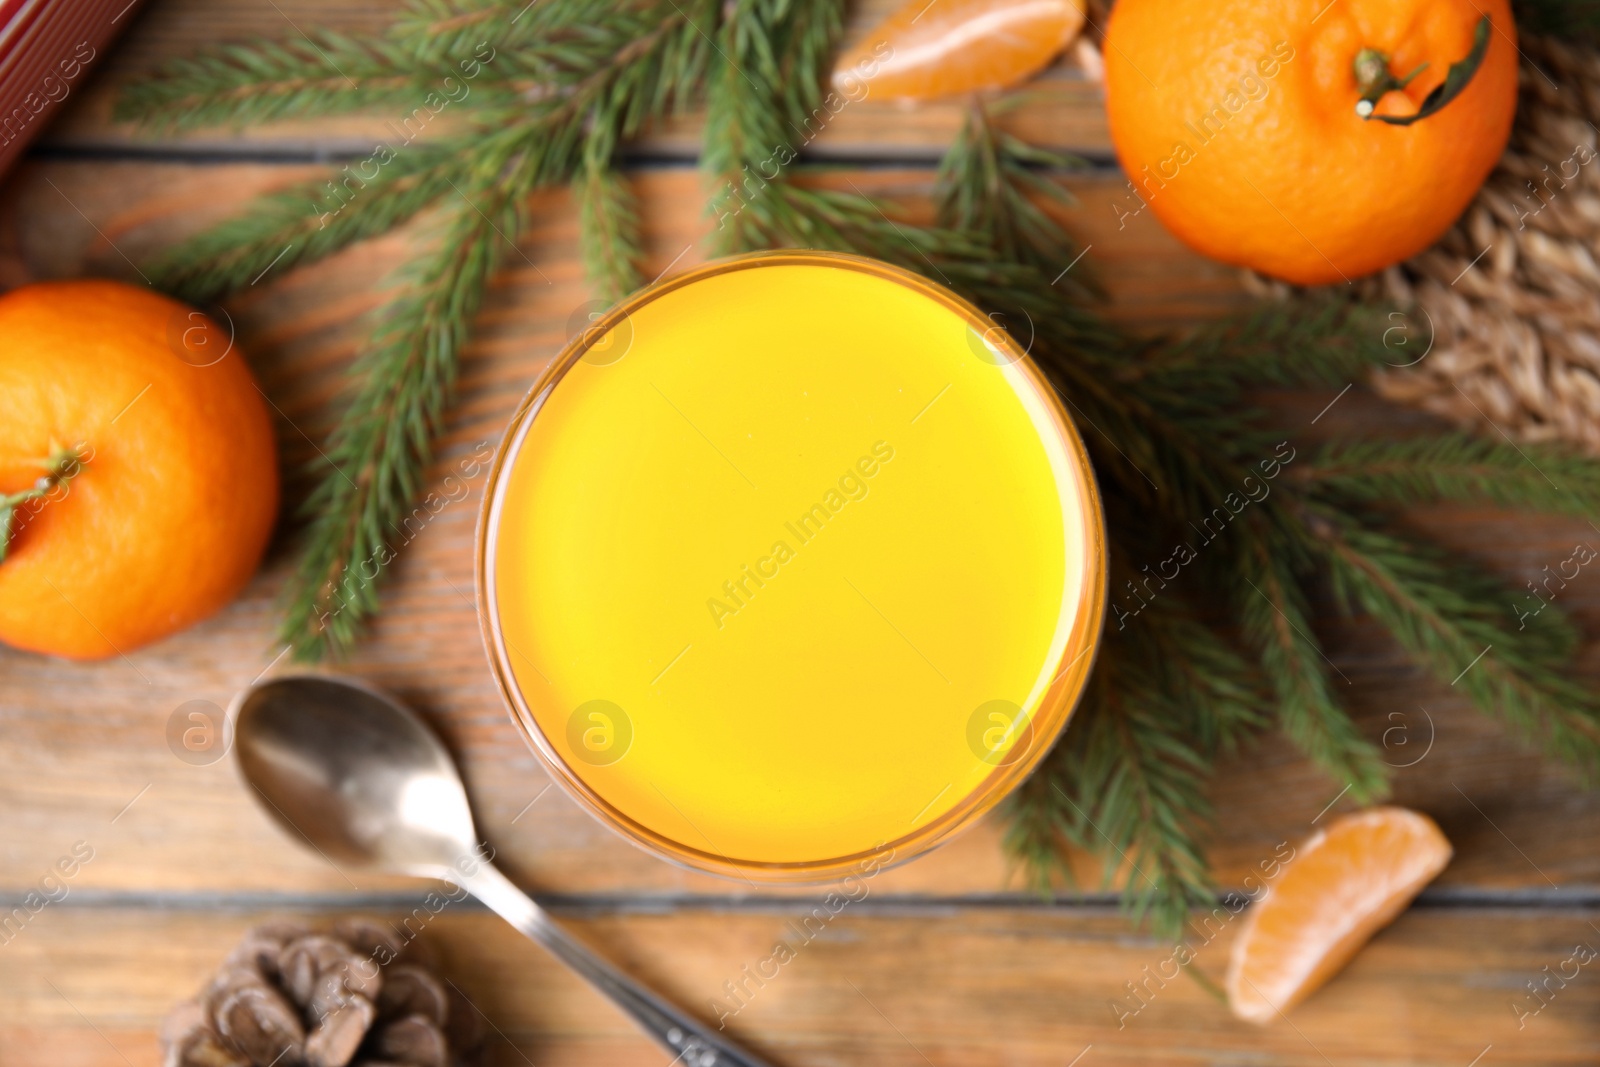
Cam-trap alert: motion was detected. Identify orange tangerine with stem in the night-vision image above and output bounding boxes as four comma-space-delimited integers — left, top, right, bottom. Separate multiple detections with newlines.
1104, 0, 1518, 285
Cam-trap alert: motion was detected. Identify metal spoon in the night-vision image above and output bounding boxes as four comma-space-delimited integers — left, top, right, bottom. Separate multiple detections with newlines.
232, 673, 773, 1067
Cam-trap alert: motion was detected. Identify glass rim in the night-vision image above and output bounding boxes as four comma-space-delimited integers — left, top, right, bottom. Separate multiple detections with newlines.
474, 249, 1108, 884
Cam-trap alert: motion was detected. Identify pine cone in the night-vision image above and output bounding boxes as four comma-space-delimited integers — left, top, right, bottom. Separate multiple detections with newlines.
161, 919, 484, 1067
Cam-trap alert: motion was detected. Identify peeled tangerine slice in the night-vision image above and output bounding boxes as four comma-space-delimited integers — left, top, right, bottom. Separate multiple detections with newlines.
1226, 807, 1453, 1024
833, 0, 1086, 101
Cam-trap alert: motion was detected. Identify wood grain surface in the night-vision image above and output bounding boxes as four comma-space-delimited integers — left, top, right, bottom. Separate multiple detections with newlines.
6, 907, 1599, 1067
2, 1, 1598, 1063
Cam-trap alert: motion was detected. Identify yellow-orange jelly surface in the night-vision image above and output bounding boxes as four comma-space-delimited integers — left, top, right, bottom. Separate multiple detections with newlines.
487, 255, 1101, 870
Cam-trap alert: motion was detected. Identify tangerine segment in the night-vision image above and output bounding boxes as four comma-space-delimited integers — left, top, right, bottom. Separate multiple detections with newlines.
1104, 0, 1518, 285
836, 0, 1085, 101
1226, 807, 1452, 1024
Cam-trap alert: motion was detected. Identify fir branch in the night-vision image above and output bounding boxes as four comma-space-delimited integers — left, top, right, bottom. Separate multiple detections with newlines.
936, 100, 1097, 301
1005, 646, 1220, 941
118, 1, 706, 137
1150, 603, 1269, 756
1237, 538, 1389, 799
114, 32, 431, 131
1009, 532, 1267, 936
148, 141, 464, 304
1139, 296, 1391, 394
703, 0, 846, 253
559, 3, 714, 150
392, 0, 511, 57
283, 178, 518, 658
578, 157, 644, 303
911, 197, 1251, 529
1001, 766, 1084, 893
937, 102, 1419, 914
1302, 434, 1600, 517
749, 182, 986, 265
396, 0, 672, 64
1061, 661, 1218, 935
766, 39, 1600, 935
129, 0, 706, 303
1100, 492, 1271, 756
463, 4, 708, 113
1318, 516, 1600, 779
495, 4, 710, 188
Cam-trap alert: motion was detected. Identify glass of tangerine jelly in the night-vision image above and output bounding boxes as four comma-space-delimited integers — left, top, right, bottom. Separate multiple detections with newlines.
476, 251, 1106, 881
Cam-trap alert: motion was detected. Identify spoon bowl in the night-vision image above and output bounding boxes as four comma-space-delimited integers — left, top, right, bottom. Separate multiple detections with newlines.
233, 674, 478, 876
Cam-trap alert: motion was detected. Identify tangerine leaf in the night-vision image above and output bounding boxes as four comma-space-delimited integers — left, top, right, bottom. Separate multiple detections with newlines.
1365, 14, 1492, 126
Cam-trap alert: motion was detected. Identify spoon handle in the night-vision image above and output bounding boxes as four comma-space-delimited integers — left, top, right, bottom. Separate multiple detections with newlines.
456, 862, 778, 1067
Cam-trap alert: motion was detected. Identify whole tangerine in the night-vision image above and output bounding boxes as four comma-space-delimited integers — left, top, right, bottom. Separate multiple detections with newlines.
1104, 0, 1519, 285
0, 280, 278, 660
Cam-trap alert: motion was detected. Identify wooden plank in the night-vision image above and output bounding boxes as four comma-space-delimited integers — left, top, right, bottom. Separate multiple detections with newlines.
35, 0, 1112, 158
2, 156, 1598, 900
3, 905, 1597, 1066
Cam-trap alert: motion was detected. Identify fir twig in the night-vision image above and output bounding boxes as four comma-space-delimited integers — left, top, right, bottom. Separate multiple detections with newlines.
1302, 434, 1600, 517
1237, 537, 1389, 799
1062, 662, 1218, 929
936, 99, 1097, 301
149, 141, 464, 304
1006, 584, 1266, 934
1138, 297, 1391, 394
284, 177, 517, 658
703, 0, 845, 253
577, 156, 645, 304
1318, 516, 1600, 779
114, 32, 436, 131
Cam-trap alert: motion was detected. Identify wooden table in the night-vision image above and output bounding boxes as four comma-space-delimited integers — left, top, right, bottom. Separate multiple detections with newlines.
4, 3, 1600, 1064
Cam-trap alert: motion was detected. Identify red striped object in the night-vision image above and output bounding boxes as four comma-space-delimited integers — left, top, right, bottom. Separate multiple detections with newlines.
0, 0, 142, 175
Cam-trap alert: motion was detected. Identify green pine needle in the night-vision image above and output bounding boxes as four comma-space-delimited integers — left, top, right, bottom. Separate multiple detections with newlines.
113, 32, 427, 131
1319, 516, 1600, 780
148, 140, 464, 304
1237, 540, 1389, 800
577, 158, 645, 305
936, 100, 1098, 302
1304, 433, 1600, 517
283, 177, 517, 659
1064, 663, 1218, 932
1143, 297, 1391, 396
